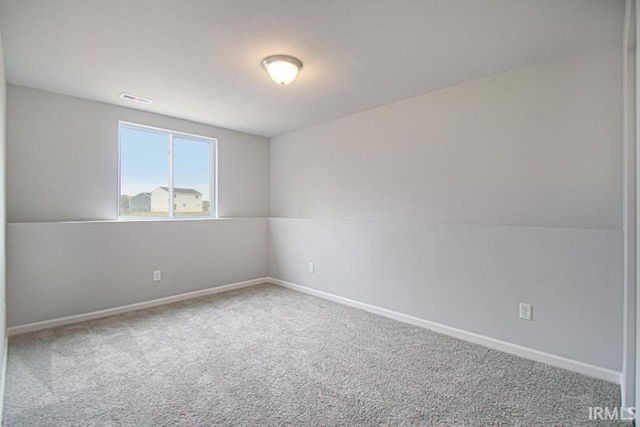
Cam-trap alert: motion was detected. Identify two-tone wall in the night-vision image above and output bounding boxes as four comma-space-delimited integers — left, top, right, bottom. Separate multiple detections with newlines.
269, 45, 624, 373
4, 44, 626, 382
6, 86, 269, 326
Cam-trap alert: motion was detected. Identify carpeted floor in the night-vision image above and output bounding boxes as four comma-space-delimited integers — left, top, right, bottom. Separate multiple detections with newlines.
2, 283, 627, 426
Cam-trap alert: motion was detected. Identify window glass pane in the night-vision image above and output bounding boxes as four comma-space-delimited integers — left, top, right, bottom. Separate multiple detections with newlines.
173, 137, 211, 216
120, 127, 169, 216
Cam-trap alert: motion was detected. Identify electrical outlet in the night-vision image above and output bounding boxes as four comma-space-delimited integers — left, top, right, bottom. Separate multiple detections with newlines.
153, 270, 162, 282
519, 303, 532, 321
308, 262, 314, 273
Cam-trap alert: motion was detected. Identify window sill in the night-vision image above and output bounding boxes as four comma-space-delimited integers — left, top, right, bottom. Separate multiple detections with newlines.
118, 216, 217, 222
8, 217, 268, 225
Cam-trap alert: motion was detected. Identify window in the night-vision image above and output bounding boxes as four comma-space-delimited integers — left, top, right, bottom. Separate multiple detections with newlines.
119, 122, 217, 218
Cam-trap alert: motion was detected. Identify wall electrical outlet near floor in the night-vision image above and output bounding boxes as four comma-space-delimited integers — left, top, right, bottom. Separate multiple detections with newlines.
308, 262, 314, 273
519, 303, 532, 321
153, 270, 162, 282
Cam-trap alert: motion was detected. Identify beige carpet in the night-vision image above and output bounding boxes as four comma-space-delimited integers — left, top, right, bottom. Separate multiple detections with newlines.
3, 283, 627, 426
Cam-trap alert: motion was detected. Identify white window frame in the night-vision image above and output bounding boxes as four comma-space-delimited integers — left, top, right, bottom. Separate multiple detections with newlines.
118, 121, 218, 219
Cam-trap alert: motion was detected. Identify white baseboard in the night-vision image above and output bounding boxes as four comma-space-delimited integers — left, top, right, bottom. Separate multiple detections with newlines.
8, 277, 268, 336
268, 277, 621, 385
5, 276, 621, 385
0, 336, 8, 423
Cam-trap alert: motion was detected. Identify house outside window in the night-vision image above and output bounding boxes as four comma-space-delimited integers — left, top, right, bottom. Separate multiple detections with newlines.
119, 122, 217, 218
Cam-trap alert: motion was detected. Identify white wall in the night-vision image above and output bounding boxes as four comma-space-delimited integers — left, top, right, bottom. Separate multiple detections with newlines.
269, 45, 624, 371
6, 87, 270, 326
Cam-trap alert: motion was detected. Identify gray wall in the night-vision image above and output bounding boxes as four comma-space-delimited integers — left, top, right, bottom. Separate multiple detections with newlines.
6, 87, 270, 326
8, 218, 266, 326
622, 0, 636, 408
7, 85, 269, 222
269, 45, 624, 371
0, 24, 7, 385
635, 0, 640, 411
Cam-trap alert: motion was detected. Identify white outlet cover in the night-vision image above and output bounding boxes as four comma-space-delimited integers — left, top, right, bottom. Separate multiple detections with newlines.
519, 303, 532, 321
153, 270, 162, 281
308, 262, 314, 273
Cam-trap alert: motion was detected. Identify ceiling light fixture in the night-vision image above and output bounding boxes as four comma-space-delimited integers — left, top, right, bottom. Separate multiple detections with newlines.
262, 55, 303, 86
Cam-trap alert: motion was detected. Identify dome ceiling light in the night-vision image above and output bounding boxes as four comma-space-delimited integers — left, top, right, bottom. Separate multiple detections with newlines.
262, 55, 303, 86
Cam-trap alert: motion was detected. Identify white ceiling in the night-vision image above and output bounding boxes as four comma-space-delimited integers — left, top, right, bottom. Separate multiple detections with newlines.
0, 0, 625, 137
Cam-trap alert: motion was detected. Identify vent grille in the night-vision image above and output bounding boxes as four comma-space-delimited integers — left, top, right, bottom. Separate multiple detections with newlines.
119, 93, 152, 104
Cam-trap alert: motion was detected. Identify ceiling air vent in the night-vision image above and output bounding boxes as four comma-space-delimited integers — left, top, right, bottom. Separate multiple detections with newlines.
119, 93, 152, 104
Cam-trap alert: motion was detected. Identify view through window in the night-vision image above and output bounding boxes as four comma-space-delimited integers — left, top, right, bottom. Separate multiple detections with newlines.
119, 122, 216, 218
